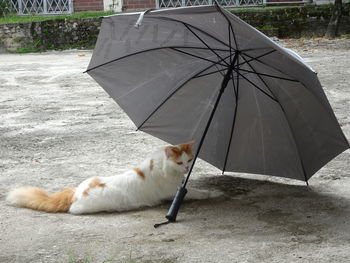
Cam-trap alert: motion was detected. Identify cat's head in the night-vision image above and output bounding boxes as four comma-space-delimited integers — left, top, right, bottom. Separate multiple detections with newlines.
163, 142, 195, 175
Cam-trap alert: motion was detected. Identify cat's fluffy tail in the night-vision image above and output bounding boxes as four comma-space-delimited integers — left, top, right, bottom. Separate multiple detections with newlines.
6, 187, 76, 213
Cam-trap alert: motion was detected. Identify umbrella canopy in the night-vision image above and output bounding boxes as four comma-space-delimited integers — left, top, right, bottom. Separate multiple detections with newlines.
86, 5, 349, 184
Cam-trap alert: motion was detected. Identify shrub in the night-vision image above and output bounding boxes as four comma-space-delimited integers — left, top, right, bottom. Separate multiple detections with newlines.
0, 0, 15, 17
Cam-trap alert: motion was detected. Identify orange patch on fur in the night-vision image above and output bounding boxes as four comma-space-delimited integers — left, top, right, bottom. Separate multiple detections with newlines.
150, 159, 154, 171
50, 187, 76, 212
83, 177, 106, 196
133, 168, 145, 179
179, 142, 194, 156
8, 186, 76, 213
165, 146, 182, 159
165, 143, 194, 161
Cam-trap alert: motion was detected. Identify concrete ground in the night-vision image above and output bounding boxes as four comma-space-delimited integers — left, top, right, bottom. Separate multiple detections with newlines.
0, 38, 349, 263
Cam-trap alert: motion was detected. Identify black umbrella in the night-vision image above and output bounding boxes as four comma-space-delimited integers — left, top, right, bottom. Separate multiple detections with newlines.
86, 3, 349, 225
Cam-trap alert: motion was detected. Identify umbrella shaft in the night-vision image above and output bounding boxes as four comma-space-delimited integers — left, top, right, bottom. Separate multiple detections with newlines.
183, 52, 238, 187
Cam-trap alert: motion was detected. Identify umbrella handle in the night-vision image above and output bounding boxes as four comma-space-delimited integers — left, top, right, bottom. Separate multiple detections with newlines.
166, 187, 188, 221
154, 187, 187, 228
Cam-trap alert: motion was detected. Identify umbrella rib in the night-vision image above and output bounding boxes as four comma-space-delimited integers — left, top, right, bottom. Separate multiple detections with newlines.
180, 46, 230, 52
222, 56, 239, 173
229, 23, 238, 51
241, 51, 342, 126
239, 52, 280, 102
240, 50, 341, 127
239, 51, 299, 82
228, 23, 232, 62
194, 67, 228, 78
239, 54, 309, 183
234, 69, 278, 103
170, 47, 228, 69
149, 16, 232, 50
240, 47, 275, 52
226, 22, 233, 77
237, 50, 276, 68
183, 52, 240, 187
183, 23, 230, 67
136, 53, 232, 130
195, 67, 255, 79
232, 71, 237, 97
85, 46, 229, 73
238, 68, 299, 82
214, 2, 239, 50
282, 108, 310, 183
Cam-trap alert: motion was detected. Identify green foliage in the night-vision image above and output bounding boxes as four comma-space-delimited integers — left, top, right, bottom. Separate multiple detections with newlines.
229, 6, 300, 13
10, 47, 40, 53
9, 40, 41, 53
0, 0, 15, 17
0, 11, 116, 24
12, 37, 22, 43
257, 25, 278, 31
340, 34, 350, 38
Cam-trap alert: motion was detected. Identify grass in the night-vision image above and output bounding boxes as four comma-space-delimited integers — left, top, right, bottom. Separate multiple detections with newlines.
0, 5, 307, 24
228, 5, 303, 13
0, 11, 116, 24
10, 47, 40, 53
340, 34, 350, 39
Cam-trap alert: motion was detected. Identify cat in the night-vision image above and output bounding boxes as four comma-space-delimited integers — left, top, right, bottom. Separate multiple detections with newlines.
6, 142, 221, 214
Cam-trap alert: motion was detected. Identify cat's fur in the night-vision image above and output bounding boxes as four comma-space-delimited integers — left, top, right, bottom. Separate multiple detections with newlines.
6, 142, 220, 214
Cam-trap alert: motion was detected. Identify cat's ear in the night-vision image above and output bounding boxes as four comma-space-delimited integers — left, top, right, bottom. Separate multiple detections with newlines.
164, 146, 181, 159
178, 141, 195, 154
187, 141, 195, 148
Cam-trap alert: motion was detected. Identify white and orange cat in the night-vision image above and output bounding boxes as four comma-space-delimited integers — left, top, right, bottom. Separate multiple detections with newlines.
6, 142, 220, 214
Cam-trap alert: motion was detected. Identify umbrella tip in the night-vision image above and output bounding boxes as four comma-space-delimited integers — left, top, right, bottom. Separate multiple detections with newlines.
134, 12, 145, 28
134, 8, 155, 28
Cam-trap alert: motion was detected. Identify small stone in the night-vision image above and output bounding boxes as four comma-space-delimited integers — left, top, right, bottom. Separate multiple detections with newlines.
162, 238, 175, 242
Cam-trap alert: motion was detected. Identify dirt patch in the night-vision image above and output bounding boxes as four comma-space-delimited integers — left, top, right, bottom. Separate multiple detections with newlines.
0, 38, 349, 263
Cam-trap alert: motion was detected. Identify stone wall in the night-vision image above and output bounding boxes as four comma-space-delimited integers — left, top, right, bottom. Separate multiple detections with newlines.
0, 18, 102, 52
236, 4, 350, 38
0, 4, 349, 53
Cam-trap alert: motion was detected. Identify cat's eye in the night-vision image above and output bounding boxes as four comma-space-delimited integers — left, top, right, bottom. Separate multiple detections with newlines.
176, 161, 183, 165
188, 158, 193, 163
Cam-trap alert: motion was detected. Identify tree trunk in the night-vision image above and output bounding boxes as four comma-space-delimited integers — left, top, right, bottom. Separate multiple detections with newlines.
325, 0, 342, 38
